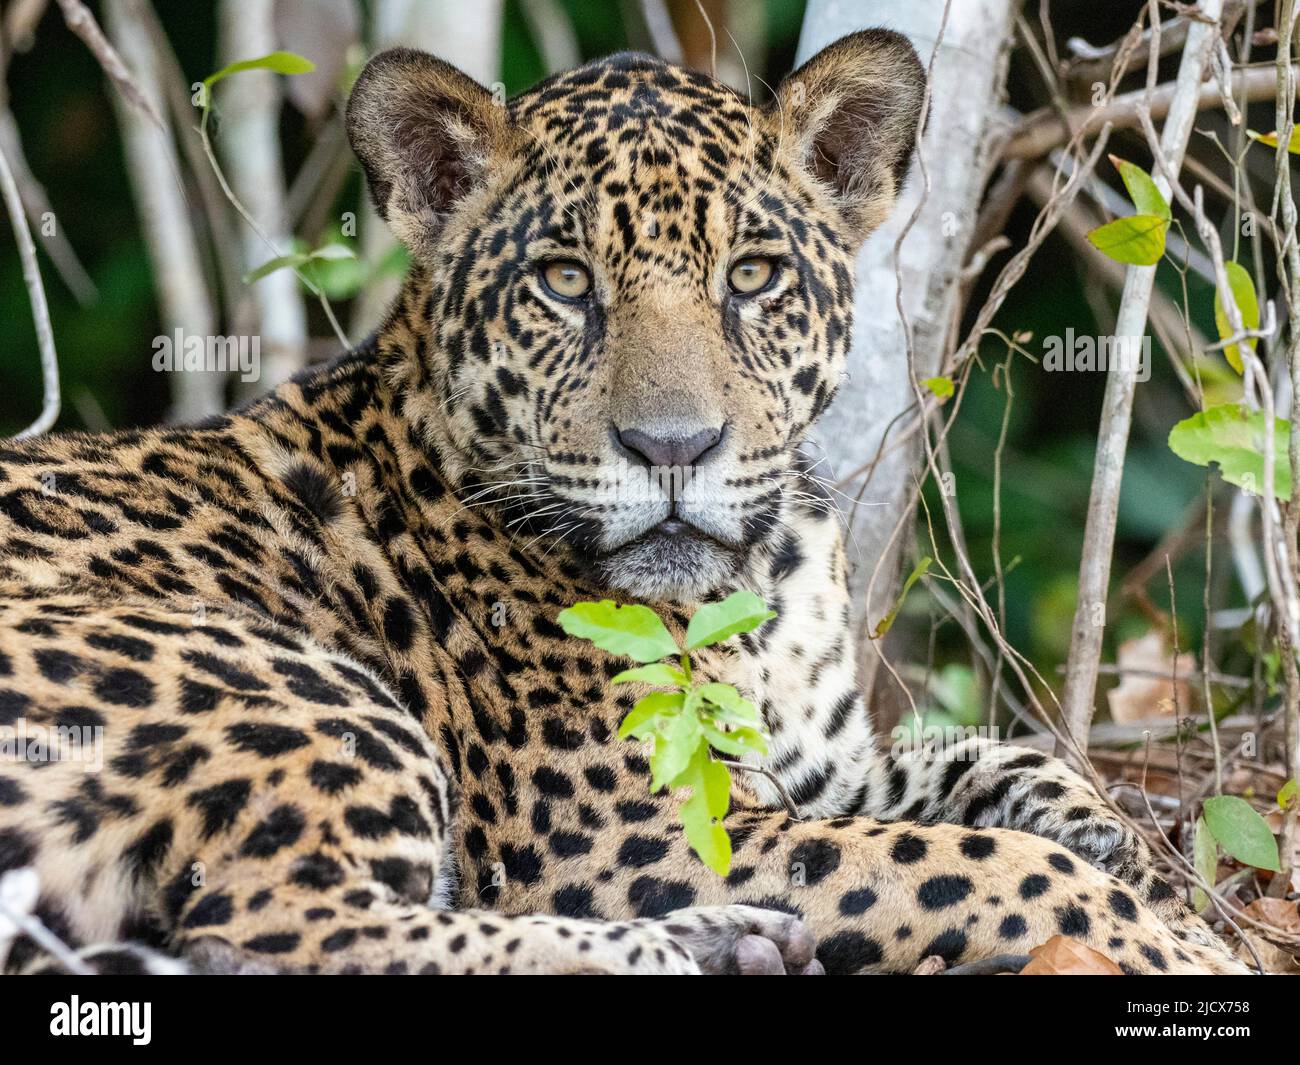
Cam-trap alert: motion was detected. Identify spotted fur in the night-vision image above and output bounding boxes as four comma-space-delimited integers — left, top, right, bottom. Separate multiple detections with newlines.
0, 34, 1243, 974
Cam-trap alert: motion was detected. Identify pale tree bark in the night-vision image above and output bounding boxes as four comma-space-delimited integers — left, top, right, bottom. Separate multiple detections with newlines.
795, 0, 1017, 706
352, 0, 504, 335
217, 0, 308, 393
104, 0, 223, 422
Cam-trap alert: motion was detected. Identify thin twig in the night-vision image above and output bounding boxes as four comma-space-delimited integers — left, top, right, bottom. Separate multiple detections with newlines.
1003, 62, 1294, 160
54, 0, 162, 128
719, 760, 801, 819
0, 139, 59, 437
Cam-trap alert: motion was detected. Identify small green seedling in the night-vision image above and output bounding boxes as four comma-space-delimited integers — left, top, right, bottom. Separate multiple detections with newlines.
557, 590, 775, 876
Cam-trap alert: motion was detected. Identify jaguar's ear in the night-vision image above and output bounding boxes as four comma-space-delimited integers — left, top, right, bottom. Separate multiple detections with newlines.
771, 29, 926, 242
346, 48, 518, 255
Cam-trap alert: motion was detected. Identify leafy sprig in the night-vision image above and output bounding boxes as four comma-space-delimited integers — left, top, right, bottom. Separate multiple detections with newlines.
557, 590, 775, 875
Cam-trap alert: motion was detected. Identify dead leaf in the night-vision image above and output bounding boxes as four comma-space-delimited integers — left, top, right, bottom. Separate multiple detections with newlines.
1241, 897, 1300, 935
1019, 935, 1123, 975
1106, 631, 1194, 725
1230, 898, 1300, 974
1234, 936, 1300, 975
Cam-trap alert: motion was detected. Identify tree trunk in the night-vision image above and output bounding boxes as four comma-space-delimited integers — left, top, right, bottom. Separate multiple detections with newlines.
795, 0, 1017, 707
105, 0, 223, 422
218, 0, 308, 394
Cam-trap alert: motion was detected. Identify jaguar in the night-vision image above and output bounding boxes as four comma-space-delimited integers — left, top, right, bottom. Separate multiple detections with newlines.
0, 30, 1244, 974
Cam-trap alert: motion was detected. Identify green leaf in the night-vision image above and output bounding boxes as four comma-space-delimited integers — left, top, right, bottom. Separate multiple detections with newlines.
701, 722, 768, 757
243, 252, 311, 285
1212, 261, 1260, 375
611, 663, 687, 687
1110, 156, 1170, 221
1248, 127, 1300, 155
697, 750, 731, 818
649, 710, 701, 792
204, 51, 316, 93
617, 691, 684, 740
1202, 795, 1281, 872
688, 682, 759, 723
1279, 777, 1298, 811
679, 747, 732, 875
243, 243, 356, 286
685, 590, 775, 650
307, 243, 356, 262
1168, 403, 1292, 501
1086, 214, 1168, 266
873, 555, 932, 638
923, 376, 954, 400
1192, 815, 1217, 914
557, 600, 680, 663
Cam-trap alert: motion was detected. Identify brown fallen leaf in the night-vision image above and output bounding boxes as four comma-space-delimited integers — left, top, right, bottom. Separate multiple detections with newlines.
1019, 935, 1123, 975
1106, 631, 1194, 725
1242, 897, 1300, 935
1231, 898, 1300, 975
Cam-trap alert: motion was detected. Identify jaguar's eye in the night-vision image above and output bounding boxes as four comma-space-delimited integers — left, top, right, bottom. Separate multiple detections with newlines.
728, 256, 776, 295
541, 261, 591, 300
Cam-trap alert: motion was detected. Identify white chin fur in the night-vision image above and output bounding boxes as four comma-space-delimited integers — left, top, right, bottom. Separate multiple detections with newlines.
598, 533, 740, 603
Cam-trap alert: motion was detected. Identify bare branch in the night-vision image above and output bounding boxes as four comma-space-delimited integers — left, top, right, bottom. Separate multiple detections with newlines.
104, 0, 224, 423
54, 0, 162, 129
1062, 0, 1246, 86
1003, 62, 1293, 160
0, 136, 60, 438
1058, 1, 1225, 768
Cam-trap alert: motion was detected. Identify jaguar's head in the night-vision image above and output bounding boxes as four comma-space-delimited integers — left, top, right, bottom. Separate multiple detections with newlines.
347, 32, 924, 601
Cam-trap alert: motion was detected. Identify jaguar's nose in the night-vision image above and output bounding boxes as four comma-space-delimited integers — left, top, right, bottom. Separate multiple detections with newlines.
614, 424, 724, 470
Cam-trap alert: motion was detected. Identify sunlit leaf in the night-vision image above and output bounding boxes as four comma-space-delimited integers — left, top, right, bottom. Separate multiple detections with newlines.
1248, 127, 1300, 155
617, 691, 684, 740
685, 589, 775, 650
701, 722, 768, 757
1168, 403, 1292, 501
244, 243, 355, 286
1110, 155, 1170, 221
873, 556, 932, 638
1086, 214, 1167, 266
611, 663, 687, 687
679, 746, 732, 875
649, 710, 701, 792
1202, 794, 1281, 872
924, 375, 954, 400
1192, 815, 1217, 914
557, 600, 680, 663
1212, 261, 1259, 375
243, 253, 311, 285
1279, 778, 1298, 811
204, 50, 316, 94
688, 682, 760, 724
